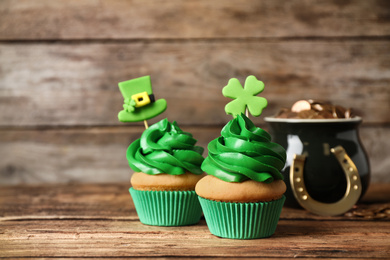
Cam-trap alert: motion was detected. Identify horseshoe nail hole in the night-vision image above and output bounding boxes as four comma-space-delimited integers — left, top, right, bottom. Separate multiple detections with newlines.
349, 167, 354, 172
295, 177, 301, 183
302, 195, 308, 200
294, 167, 300, 172
343, 159, 348, 164
353, 175, 358, 181
353, 185, 359, 190
298, 187, 304, 192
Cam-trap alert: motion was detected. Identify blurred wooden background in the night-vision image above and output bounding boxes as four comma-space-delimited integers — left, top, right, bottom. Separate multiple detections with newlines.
0, 0, 389, 185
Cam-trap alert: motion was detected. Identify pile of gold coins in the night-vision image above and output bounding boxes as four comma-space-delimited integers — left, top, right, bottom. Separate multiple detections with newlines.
276, 100, 354, 119
345, 204, 390, 220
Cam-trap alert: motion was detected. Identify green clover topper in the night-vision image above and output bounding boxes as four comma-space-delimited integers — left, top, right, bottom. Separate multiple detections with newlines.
222, 75, 268, 118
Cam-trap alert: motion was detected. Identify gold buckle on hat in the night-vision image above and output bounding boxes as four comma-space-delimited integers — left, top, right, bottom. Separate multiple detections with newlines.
131, 92, 151, 107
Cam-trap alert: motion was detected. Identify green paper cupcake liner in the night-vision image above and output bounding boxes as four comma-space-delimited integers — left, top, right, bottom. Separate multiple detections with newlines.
129, 188, 202, 226
198, 195, 285, 239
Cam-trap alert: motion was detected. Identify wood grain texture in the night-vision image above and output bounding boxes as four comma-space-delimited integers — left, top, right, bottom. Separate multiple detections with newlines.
1, 219, 389, 258
0, 183, 389, 258
0, 183, 136, 219
1, 0, 389, 184
0, 125, 389, 185
1, 40, 389, 126
0, 0, 389, 40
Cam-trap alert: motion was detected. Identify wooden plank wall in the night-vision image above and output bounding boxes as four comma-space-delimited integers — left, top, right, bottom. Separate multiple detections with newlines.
0, 0, 389, 185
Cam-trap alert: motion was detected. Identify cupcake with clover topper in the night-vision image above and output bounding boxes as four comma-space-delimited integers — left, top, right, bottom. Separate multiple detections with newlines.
195, 75, 287, 239
118, 76, 205, 226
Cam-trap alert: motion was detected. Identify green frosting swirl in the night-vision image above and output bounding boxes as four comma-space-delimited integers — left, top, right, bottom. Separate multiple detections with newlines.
201, 114, 286, 183
127, 118, 204, 175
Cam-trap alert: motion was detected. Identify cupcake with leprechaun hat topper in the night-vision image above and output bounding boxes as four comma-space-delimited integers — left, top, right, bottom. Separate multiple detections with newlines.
118, 76, 205, 226
196, 75, 287, 239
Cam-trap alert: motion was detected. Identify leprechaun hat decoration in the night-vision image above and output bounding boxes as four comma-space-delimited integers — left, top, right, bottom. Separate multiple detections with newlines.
118, 76, 167, 123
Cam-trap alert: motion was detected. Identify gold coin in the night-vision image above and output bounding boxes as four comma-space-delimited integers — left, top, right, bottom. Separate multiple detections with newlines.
291, 100, 311, 113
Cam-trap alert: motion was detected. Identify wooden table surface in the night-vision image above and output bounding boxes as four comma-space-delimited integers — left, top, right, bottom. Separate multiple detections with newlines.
1, 183, 389, 259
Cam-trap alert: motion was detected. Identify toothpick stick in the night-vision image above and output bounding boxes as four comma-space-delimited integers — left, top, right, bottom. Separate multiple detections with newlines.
245, 108, 249, 117
143, 120, 149, 129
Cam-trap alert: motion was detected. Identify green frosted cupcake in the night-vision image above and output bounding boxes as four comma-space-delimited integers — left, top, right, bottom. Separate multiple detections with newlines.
196, 114, 287, 239
127, 118, 205, 226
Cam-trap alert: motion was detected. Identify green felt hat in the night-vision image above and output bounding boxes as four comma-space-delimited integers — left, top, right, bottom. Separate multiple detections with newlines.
118, 76, 167, 122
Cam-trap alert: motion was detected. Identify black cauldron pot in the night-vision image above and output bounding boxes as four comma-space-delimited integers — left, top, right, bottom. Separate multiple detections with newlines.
264, 117, 370, 216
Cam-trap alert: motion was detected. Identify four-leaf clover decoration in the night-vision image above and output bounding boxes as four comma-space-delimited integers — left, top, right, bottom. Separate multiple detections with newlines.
222, 75, 268, 118
123, 98, 137, 113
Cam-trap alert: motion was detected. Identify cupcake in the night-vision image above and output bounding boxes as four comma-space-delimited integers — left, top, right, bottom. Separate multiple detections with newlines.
127, 118, 205, 226
117, 76, 205, 226
196, 112, 287, 239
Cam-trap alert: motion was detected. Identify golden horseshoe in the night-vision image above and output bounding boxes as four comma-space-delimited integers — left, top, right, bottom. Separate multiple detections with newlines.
290, 146, 362, 216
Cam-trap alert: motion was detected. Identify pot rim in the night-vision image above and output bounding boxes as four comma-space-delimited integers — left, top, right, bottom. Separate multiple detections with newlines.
264, 116, 362, 123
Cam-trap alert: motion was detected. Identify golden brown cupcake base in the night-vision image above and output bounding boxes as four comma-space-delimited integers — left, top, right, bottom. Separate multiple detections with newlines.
195, 175, 286, 203
131, 172, 206, 191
